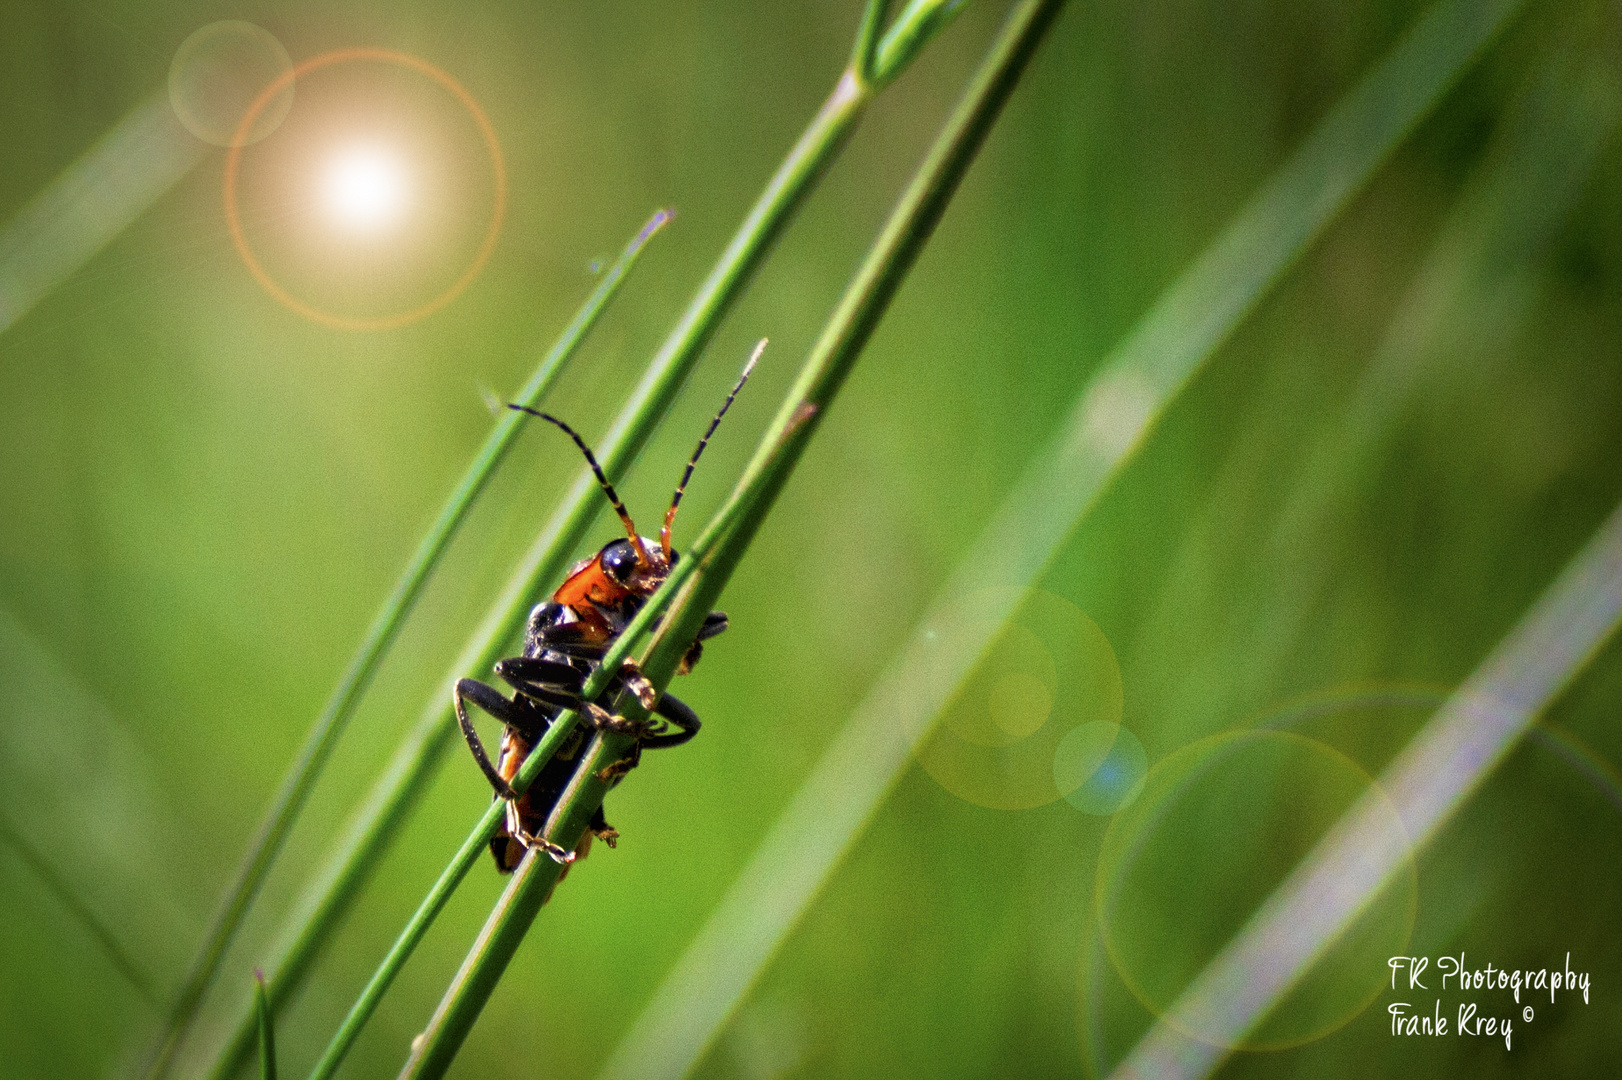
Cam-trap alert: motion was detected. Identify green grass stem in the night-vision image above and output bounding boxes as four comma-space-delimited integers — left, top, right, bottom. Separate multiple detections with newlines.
595, 2, 1532, 1077
394, 1, 1065, 1074
1114, 497, 1622, 1079
203, 6, 970, 1075
871, 0, 971, 86
254, 972, 276, 1080
146, 208, 669, 1080
851, 0, 891, 81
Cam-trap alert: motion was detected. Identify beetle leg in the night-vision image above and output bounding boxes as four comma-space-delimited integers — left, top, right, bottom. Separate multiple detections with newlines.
509, 820, 577, 865
637, 692, 702, 749
454, 679, 523, 800
496, 657, 593, 713
582, 699, 655, 738
510, 685, 585, 714
590, 802, 619, 848
495, 656, 584, 692
677, 639, 703, 676
616, 658, 658, 710
596, 739, 643, 784
697, 610, 729, 641
670, 612, 728, 675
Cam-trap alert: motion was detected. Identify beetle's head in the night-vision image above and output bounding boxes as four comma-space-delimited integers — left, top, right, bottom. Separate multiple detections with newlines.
597, 536, 672, 596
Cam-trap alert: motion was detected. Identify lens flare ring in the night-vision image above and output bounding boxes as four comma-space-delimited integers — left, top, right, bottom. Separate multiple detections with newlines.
1092, 727, 1418, 1053
223, 47, 507, 331
1078, 685, 1622, 1075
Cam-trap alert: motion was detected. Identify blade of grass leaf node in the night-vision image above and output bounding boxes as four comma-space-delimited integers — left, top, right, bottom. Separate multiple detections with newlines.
205, 4, 973, 1076
596, 1, 1530, 1078
1111, 498, 1622, 1079
394, 2, 1067, 1075
153, 208, 670, 1080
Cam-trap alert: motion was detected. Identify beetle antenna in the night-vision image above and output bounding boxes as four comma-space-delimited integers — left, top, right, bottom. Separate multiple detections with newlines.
662, 338, 765, 560
509, 405, 648, 563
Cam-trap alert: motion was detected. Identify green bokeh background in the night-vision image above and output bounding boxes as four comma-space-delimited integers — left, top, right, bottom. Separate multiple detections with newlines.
2, 1, 1620, 1077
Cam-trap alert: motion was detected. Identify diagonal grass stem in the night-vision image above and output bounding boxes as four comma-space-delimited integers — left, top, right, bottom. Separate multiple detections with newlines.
1110, 497, 1622, 1079
204, 5, 974, 1075
396, 1, 1065, 1074
254, 972, 277, 1080
595, 1, 1531, 1077
165, 205, 670, 1080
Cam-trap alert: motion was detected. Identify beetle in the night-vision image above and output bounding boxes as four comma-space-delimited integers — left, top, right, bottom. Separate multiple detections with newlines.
455, 343, 761, 874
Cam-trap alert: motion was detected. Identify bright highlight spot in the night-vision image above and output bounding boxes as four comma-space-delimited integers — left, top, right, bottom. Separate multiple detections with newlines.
322, 146, 409, 231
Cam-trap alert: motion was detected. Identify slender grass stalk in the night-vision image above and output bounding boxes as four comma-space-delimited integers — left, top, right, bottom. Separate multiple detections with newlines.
596, 1, 1532, 1077
395, 2, 1065, 1075
145, 208, 669, 1080
0, 810, 160, 1009
205, 6, 969, 1077
851, 0, 891, 81
872, 0, 971, 84
309, 340, 754, 1080
1189, 41, 1622, 736
1111, 498, 1622, 1080
253, 972, 276, 1080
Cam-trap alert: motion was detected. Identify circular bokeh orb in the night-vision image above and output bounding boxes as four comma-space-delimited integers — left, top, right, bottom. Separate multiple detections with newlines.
910, 588, 1124, 810
1095, 729, 1416, 1051
169, 22, 294, 147
1054, 721, 1147, 815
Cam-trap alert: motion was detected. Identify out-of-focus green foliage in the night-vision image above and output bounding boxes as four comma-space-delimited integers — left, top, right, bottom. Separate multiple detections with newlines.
1, 1, 1619, 1079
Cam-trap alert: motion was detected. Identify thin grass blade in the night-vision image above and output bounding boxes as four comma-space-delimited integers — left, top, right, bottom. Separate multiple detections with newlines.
595, 1, 1530, 1077
254, 972, 276, 1080
202, 7, 972, 1074
396, 2, 1065, 1074
1170, 39, 1622, 734
146, 208, 669, 1080
393, 731, 617, 1080
851, 0, 893, 82
872, 0, 972, 86
197, 6, 973, 1070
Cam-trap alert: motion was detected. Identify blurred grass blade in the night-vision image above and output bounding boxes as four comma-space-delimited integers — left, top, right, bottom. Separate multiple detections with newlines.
873, 0, 971, 85
204, 5, 972, 1074
0, 810, 161, 1009
398, 2, 1065, 1074
146, 208, 669, 1080
254, 972, 276, 1080
850, 0, 891, 82
1112, 499, 1622, 1080
0, 91, 204, 338
1148, 38, 1622, 734
597, 1, 1528, 1077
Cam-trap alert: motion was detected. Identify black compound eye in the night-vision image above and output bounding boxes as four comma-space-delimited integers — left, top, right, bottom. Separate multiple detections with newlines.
599, 539, 640, 583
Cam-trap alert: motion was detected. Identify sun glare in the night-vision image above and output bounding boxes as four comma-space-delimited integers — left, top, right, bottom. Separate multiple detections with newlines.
322, 145, 409, 231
